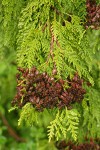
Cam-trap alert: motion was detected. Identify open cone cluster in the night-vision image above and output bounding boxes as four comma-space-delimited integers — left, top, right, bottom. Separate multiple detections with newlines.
12, 67, 86, 111
86, 0, 100, 29
56, 139, 100, 150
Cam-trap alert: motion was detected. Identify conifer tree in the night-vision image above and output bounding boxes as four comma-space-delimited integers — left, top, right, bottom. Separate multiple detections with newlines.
0, 0, 100, 149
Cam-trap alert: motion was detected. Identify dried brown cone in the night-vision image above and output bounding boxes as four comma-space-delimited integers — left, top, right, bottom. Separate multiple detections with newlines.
56, 139, 100, 150
85, 0, 100, 29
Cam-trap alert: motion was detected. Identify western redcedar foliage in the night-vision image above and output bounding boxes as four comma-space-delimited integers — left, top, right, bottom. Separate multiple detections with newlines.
0, 0, 100, 148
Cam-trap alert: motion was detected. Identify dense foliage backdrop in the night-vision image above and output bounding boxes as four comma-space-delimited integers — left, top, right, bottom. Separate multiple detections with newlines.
0, 0, 100, 150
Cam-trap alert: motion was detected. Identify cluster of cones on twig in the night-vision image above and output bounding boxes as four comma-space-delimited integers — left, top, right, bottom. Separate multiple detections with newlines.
56, 138, 100, 150
85, 0, 100, 29
12, 67, 86, 111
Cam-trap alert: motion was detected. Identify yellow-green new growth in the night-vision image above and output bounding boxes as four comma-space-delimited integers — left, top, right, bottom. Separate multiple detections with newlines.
47, 108, 80, 142
18, 103, 38, 126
